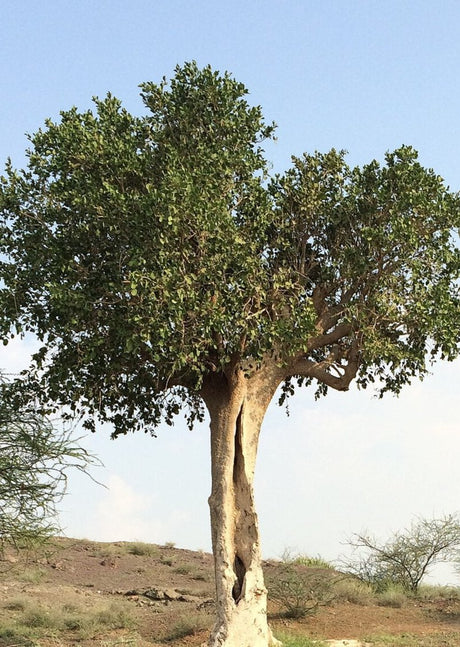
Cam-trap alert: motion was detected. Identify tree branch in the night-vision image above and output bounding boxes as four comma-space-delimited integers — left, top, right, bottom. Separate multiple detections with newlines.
287, 338, 360, 391
307, 322, 352, 351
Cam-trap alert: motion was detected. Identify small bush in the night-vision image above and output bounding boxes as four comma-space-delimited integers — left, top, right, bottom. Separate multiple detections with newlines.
268, 563, 337, 618
126, 542, 158, 557
292, 555, 332, 569
280, 548, 332, 569
174, 564, 191, 575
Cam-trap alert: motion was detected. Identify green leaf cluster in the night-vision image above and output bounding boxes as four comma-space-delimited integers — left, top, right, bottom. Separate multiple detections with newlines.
1, 62, 459, 434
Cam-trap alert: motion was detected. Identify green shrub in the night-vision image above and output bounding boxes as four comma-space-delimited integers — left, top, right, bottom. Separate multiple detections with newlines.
126, 541, 158, 557
268, 563, 337, 618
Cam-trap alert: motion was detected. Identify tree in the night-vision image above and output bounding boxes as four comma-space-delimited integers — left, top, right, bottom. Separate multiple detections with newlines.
342, 515, 460, 593
1, 62, 459, 646
0, 375, 93, 554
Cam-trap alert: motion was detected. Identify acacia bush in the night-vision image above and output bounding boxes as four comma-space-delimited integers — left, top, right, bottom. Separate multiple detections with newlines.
267, 560, 339, 618
0, 380, 95, 553
342, 515, 460, 593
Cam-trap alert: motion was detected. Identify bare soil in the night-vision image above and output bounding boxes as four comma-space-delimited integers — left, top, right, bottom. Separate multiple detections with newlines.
1, 538, 459, 646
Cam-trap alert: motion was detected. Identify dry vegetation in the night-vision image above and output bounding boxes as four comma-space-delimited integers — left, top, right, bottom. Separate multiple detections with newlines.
0, 538, 459, 646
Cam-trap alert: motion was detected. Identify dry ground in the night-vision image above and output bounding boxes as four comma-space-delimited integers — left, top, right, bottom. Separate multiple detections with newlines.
0, 538, 459, 646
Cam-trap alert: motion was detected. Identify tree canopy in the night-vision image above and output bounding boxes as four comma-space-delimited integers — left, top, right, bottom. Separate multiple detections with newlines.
1, 61, 459, 434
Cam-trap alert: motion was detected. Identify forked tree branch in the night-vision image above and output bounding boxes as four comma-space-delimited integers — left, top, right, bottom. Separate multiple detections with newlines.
288, 338, 360, 391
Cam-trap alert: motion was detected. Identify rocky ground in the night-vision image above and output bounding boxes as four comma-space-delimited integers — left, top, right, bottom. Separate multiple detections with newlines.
0, 538, 459, 646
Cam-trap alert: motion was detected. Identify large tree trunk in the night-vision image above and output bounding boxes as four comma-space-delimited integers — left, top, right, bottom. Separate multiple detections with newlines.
201, 366, 282, 647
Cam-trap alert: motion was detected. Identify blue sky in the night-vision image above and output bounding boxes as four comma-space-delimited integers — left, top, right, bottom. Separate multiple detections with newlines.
2, 1, 460, 582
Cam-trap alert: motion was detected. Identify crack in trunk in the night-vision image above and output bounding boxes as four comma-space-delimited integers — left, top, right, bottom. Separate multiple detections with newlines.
232, 406, 247, 604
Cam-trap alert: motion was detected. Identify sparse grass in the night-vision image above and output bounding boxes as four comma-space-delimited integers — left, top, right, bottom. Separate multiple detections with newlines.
21, 605, 56, 629
376, 584, 407, 608
364, 633, 460, 646
275, 632, 327, 647
0, 625, 35, 646
0, 597, 136, 643
417, 584, 460, 600
332, 577, 374, 605
95, 601, 136, 631
16, 566, 47, 584
3, 596, 29, 611
99, 636, 144, 646
160, 611, 209, 641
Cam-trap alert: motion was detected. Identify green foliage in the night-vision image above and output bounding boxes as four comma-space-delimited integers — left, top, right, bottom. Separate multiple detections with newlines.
343, 514, 460, 593
274, 633, 327, 647
1, 62, 459, 437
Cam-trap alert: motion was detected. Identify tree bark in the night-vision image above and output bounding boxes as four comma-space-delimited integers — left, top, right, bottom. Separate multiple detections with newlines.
201, 366, 282, 647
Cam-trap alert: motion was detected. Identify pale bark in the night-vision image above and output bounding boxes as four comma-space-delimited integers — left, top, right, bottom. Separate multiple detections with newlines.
199, 330, 359, 646
201, 366, 282, 647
